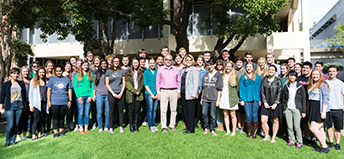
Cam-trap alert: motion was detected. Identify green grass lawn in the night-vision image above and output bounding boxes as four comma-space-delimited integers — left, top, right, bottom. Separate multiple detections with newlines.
0, 122, 343, 159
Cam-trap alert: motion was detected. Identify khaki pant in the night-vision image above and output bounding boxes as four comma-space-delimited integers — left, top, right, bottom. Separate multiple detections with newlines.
285, 108, 303, 144
160, 89, 178, 129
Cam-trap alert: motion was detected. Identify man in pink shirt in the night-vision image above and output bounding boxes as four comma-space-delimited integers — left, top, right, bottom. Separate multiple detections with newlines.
156, 54, 180, 133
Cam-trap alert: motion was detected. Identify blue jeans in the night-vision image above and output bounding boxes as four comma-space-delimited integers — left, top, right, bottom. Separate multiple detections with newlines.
244, 101, 259, 122
77, 97, 91, 126
202, 101, 216, 131
96, 95, 109, 129
5, 101, 24, 143
145, 94, 158, 127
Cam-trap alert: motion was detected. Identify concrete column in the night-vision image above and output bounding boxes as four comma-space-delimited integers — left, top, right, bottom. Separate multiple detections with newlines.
301, 0, 310, 61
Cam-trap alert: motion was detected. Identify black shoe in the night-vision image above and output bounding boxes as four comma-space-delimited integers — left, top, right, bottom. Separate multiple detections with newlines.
183, 130, 194, 134
130, 126, 135, 132
65, 128, 71, 132
328, 142, 335, 148
59, 132, 66, 136
11, 142, 16, 145
53, 134, 59, 138
320, 147, 330, 153
335, 144, 341, 151
134, 126, 139, 132
312, 147, 321, 152
311, 140, 318, 147
4, 143, 10, 147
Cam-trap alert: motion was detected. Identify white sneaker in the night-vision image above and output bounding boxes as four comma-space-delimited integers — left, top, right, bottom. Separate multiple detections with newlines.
109, 128, 114, 134
142, 122, 147, 126
92, 124, 97, 130
149, 127, 155, 132
153, 126, 159, 132
16, 137, 22, 142
99, 129, 103, 133
74, 127, 79, 131
104, 128, 109, 132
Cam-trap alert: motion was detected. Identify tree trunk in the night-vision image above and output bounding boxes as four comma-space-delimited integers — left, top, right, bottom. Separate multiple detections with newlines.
101, 19, 110, 56
110, 15, 117, 55
213, 35, 234, 60
164, 0, 192, 53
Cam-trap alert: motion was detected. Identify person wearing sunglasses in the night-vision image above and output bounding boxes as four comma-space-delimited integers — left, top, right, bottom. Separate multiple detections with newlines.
32, 61, 40, 78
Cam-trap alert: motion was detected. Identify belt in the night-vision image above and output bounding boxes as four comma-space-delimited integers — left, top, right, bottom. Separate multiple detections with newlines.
161, 88, 177, 90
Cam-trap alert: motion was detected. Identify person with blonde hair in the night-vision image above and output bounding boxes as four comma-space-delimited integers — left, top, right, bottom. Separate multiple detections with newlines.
220, 61, 239, 136
44, 60, 55, 135
17, 66, 31, 141
179, 54, 199, 134
179, 47, 187, 59
256, 57, 268, 77
239, 62, 261, 139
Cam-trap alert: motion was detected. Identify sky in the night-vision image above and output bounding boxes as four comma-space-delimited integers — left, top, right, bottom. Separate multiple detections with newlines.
308, 0, 339, 26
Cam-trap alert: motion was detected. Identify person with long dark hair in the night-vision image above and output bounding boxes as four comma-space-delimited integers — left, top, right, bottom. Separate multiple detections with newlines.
93, 59, 109, 132
106, 57, 126, 133
74, 62, 94, 134
29, 67, 48, 140
0, 68, 27, 147
48, 65, 72, 137
125, 57, 144, 132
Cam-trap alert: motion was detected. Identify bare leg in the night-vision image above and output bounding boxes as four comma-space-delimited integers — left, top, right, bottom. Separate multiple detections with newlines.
223, 109, 230, 135
310, 121, 328, 148
261, 115, 270, 141
230, 110, 237, 136
334, 129, 341, 144
327, 127, 334, 143
271, 117, 279, 143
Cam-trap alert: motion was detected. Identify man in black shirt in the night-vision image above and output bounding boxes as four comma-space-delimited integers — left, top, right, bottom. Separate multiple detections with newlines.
297, 61, 317, 146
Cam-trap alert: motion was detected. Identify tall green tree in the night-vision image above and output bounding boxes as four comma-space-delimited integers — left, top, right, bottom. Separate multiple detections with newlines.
203, 0, 288, 60
327, 22, 344, 53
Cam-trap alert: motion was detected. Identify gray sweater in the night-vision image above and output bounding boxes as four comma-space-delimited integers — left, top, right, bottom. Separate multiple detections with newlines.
202, 71, 223, 102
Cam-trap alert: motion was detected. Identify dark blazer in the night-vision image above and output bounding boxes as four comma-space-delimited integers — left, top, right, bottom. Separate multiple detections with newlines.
260, 76, 282, 105
0, 81, 27, 110
282, 82, 307, 114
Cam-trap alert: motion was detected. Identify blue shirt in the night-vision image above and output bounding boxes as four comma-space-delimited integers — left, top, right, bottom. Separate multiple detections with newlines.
239, 74, 261, 102
47, 76, 72, 105
143, 68, 157, 95
198, 67, 209, 92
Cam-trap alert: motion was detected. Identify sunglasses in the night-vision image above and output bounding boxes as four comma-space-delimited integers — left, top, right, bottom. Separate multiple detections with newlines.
32, 66, 38, 68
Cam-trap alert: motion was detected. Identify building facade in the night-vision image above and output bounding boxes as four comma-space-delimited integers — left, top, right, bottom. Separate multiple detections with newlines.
21, 0, 310, 64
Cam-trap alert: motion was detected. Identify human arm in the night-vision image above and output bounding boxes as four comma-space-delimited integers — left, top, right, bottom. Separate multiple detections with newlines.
105, 76, 117, 98
47, 87, 52, 108
239, 75, 245, 105
67, 89, 72, 108
118, 77, 126, 99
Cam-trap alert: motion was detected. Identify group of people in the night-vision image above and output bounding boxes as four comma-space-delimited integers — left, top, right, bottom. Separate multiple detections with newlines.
0, 46, 343, 154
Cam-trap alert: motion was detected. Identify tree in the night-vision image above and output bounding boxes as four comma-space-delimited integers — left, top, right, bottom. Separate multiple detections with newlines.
327, 22, 344, 53
203, 0, 288, 60
63, 0, 165, 57
163, 0, 193, 53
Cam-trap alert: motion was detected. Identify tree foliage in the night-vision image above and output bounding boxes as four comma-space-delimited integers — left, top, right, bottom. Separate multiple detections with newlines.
327, 22, 344, 53
203, 0, 288, 60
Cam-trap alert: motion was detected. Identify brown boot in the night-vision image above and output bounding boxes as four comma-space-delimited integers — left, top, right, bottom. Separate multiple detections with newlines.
246, 121, 252, 138
252, 121, 258, 139
216, 124, 224, 131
